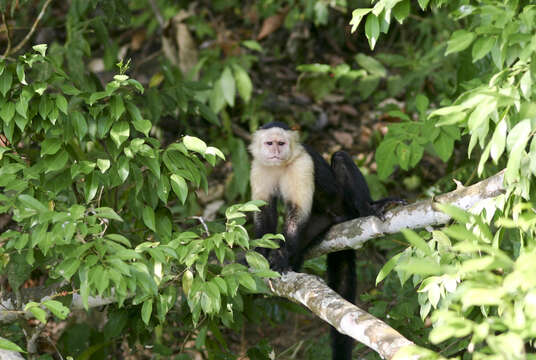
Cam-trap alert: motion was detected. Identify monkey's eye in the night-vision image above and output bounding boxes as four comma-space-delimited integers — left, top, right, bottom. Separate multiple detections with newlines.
266, 141, 273, 146
278, 142, 285, 146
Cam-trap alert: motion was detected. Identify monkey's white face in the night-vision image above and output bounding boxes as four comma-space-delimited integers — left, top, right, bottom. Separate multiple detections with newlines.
249, 127, 298, 166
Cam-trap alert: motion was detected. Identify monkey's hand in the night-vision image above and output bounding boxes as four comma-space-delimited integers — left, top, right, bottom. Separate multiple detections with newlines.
268, 249, 292, 273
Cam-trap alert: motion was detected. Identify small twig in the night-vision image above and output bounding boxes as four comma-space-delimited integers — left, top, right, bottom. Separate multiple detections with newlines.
10, 0, 53, 56
1, 12, 12, 58
26, 321, 47, 355
147, 0, 164, 28
189, 216, 210, 236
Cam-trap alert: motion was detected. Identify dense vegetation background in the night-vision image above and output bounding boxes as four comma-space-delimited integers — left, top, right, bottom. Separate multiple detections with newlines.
1, 0, 535, 359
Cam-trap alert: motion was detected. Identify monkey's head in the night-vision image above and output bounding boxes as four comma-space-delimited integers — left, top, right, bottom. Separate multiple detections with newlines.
249, 122, 300, 166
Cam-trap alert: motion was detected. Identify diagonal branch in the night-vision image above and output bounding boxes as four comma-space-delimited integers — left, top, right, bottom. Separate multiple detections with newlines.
268, 272, 414, 359
306, 171, 505, 259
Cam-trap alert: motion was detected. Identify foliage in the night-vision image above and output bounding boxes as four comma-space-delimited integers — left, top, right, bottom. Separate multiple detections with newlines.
349, 0, 536, 358
2, 0, 536, 358
0, 44, 278, 357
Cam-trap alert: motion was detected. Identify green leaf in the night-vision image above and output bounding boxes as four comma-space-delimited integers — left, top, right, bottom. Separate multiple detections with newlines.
33, 44, 47, 56
97, 158, 111, 173
56, 258, 81, 280
133, 118, 152, 137
375, 139, 398, 179
183, 135, 207, 154
376, 253, 402, 285
349, 8, 372, 33
41, 137, 62, 156
143, 206, 156, 231
110, 121, 130, 148
95, 207, 123, 221
170, 174, 188, 204
219, 67, 236, 107
490, 119, 506, 163
16, 63, 26, 85
106, 234, 131, 247
0, 71, 13, 96
445, 30, 475, 55
472, 36, 495, 62
401, 229, 432, 255
18, 194, 48, 212
141, 299, 153, 325
246, 251, 269, 270
0, 338, 25, 353
415, 94, 429, 114
393, 0, 410, 24
241, 40, 263, 52
232, 64, 253, 103
505, 119, 531, 184
117, 156, 130, 182
365, 13, 380, 50
29, 306, 47, 323
355, 54, 386, 77
0, 101, 15, 123
55, 94, 68, 114
43, 300, 69, 320
110, 95, 125, 120
45, 150, 69, 173
72, 112, 88, 141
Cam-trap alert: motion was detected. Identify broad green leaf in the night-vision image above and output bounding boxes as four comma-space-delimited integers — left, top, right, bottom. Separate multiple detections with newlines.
376, 139, 398, 179
246, 251, 270, 270
72, 112, 88, 141
55, 94, 68, 114
97, 158, 111, 173
133, 118, 152, 137
505, 119, 531, 184
349, 8, 372, 33
16, 63, 26, 85
364, 13, 380, 50
43, 300, 69, 319
41, 137, 62, 156
241, 40, 263, 52
110, 121, 130, 148
29, 306, 47, 323
56, 258, 81, 280
393, 0, 410, 24
106, 234, 131, 247
355, 54, 386, 77
401, 229, 432, 255
33, 44, 47, 56
170, 174, 188, 204
232, 64, 253, 103
219, 67, 236, 107
0, 101, 15, 123
95, 207, 123, 221
18, 194, 48, 212
490, 119, 506, 162
143, 206, 156, 231
446, 30, 475, 55
472, 36, 495, 62
45, 150, 69, 173
141, 299, 153, 325
117, 156, 130, 182
0, 338, 25, 353
110, 95, 125, 120
376, 253, 402, 285
183, 135, 207, 154
0, 71, 13, 96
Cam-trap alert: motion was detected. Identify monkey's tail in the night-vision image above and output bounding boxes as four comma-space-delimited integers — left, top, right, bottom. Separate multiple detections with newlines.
327, 249, 356, 360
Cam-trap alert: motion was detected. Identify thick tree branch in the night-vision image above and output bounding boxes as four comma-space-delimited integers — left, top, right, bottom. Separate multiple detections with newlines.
306, 171, 505, 258
268, 272, 414, 359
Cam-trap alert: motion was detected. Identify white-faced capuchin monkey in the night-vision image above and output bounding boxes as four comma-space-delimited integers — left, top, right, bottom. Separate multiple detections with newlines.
249, 122, 404, 360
